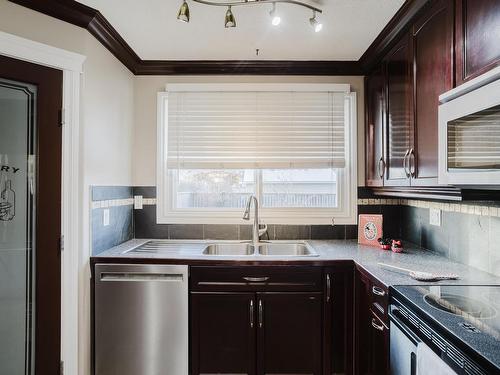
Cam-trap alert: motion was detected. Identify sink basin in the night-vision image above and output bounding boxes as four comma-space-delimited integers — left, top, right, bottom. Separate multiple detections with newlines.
203, 243, 255, 256
258, 242, 318, 257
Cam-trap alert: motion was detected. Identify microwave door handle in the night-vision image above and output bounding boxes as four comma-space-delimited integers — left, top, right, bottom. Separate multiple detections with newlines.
403, 149, 410, 178
409, 148, 416, 178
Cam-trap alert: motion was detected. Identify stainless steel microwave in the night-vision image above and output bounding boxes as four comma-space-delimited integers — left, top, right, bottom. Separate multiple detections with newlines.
439, 66, 500, 186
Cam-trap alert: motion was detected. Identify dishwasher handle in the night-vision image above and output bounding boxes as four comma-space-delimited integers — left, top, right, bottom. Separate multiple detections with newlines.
99, 272, 185, 282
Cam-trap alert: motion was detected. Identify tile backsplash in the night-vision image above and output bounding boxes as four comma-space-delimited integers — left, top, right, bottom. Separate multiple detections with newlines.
90, 185, 500, 276
90, 186, 134, 255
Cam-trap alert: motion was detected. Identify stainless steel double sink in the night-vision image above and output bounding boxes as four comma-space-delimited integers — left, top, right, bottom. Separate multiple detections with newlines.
125, 240, 318, 257
203, 241, 318, 257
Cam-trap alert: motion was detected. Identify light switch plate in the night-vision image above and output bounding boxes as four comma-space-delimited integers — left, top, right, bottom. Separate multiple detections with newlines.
429, 208, 441, 227
134, 195, 143, 209
103, 208, 110, 226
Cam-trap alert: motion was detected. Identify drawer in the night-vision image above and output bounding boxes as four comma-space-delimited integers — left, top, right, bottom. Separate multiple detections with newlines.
370, 280, 389, 324
190, 266, 323, 292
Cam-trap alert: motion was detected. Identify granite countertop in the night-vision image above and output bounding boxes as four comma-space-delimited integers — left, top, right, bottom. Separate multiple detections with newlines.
92, 239, 500, 287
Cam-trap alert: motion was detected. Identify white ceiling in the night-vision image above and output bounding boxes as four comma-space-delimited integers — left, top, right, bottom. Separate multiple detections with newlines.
78, 0, 405, 60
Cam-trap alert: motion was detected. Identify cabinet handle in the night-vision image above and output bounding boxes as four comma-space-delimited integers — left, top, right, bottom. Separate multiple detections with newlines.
372, 317, 385, 331
326, 274, 332, 303
403, 149, 410, 178
378, 157, 386, 179
243, 277, 269, 282
250, 300, 254, 328
372, 286, 386, 297
409, 148, 416, 178
258, 300, 263, 328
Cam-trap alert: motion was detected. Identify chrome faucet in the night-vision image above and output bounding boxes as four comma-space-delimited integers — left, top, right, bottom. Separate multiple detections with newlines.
242, 195, 267, 246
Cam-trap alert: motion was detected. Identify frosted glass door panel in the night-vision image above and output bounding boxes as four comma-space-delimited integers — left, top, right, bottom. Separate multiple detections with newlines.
0, 78, 36, 375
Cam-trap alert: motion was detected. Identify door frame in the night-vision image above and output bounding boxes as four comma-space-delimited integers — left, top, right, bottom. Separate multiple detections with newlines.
0, 31, 85, 375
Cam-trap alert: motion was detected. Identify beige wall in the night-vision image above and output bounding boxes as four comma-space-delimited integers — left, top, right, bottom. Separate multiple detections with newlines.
133, 75, 365, 186
0, 2, 135, 375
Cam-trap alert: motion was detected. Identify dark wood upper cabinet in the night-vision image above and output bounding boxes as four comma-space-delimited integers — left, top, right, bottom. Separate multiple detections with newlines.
456, 0, 500, 85
190, 292, 256, 375
411, 0, 454, 186
365, 65, 386, 187
257, 292, 323, 375
384, 34, 413, 187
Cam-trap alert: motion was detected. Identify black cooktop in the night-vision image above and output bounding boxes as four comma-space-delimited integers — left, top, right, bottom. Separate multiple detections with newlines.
391, 285, 500, 372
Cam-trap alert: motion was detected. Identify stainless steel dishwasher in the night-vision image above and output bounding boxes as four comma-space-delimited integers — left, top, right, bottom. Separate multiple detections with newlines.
94, 264, 189, 375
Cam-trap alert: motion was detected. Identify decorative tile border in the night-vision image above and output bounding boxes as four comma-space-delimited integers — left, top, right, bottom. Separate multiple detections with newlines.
358, 198, 500, 218
91, 198, 134, 209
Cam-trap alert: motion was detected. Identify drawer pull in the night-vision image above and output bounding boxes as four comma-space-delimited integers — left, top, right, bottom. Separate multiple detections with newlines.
243, 277, 269, 282
372, 286, 386, 296
372, 318, 385, 331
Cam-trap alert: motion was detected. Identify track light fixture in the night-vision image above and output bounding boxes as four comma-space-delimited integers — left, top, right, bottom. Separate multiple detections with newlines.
176, 0, 323, 31
270, 3, 281, 26
177, 0, 190, 22
309, 11, 323, 33
225, 6, 236, 28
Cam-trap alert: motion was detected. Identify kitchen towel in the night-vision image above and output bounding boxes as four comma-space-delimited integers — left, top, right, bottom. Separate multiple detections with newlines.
416, 342, 457, 375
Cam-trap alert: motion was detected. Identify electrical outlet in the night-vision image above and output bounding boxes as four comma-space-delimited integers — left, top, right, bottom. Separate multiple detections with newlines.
429, 208, 441, 227
134, 195, 143, 209
103, 209, 110, 226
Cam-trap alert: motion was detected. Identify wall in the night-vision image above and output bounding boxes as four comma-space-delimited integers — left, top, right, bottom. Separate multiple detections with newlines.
0, 2, 135, 375
399, 200, 500, 277
132, 75, 365, 186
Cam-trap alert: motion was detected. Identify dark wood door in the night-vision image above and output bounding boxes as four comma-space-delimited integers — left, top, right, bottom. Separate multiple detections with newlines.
384, 34, 413, 186
365, 65, 386, 187
456, 0, 500, 84
257, 292, 323, 375
191, 292, 256, 375
0, 55, 62, 375
354, 271, 371, 375
411, 0, 454, 186
369, 312, 390, 375
323, 268, 354, 375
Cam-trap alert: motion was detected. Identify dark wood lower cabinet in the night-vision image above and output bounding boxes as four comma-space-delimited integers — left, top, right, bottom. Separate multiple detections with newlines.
354, 269, 390, 375
257, 292, 323, 375
191, 292, 256, 375
190, 265, 388, 375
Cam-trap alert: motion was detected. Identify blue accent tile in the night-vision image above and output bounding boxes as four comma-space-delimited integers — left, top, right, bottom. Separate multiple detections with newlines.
92, 186, 133, 201
92, 205, 133, 255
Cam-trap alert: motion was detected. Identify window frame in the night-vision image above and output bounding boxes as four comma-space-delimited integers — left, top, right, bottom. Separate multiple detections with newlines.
157, 83, 357, 225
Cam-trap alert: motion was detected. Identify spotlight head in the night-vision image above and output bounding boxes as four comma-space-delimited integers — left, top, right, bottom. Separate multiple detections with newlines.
177, 0, 190, 23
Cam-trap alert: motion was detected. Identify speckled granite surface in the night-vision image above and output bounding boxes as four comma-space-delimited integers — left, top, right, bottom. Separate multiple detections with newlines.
92, 239, 500, 286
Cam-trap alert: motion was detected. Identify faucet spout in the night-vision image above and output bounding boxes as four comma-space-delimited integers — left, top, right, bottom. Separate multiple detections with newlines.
242, 195, 266, 247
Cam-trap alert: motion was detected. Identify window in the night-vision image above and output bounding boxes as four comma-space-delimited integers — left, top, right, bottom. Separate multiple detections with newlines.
157, 84, 357, 224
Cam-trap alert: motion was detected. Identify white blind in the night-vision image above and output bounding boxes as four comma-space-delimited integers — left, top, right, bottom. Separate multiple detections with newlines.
166, 91, 347, 169
448, 104, 500, 169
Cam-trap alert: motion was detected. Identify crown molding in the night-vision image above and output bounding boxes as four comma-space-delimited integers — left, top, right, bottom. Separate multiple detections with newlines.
8, 0, 429, 75
358, 0, 430, 72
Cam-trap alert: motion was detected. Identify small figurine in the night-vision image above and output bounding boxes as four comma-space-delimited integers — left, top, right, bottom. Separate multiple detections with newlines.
377, 237, 392, 250
391, 239, 403, 253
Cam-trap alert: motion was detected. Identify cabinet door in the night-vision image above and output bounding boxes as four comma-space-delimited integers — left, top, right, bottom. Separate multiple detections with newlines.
365, 66, 386, 186
323, 268, 354, 375
411, 0, 454, 186
384, 34, 413, 186
257, 292, 322, 375
369, 312, 390, 375
456, 0, 500, 84
354, 271, 371, 375
191, 292, 256, 375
